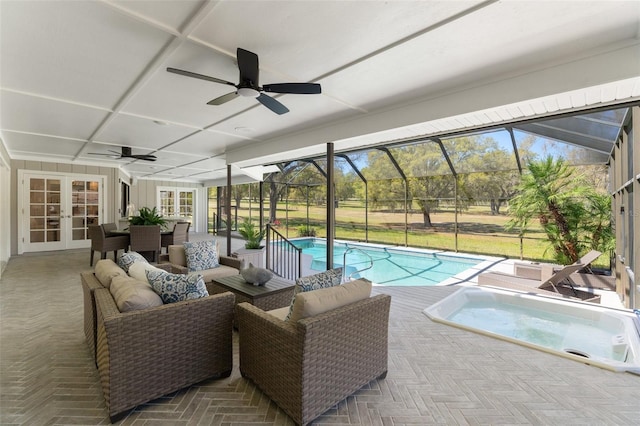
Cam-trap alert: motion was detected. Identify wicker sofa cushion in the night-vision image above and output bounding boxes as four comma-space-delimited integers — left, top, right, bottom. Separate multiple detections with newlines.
285, 267, 343, 321
109, 275, 163, 312
183, 240, 219, 272
95, 259, 127, 289
117, 251, 148, 273
168, 244, 188, 266
148, 271, 209, 304
128, 261, 167, 283
288, 278, 372, 322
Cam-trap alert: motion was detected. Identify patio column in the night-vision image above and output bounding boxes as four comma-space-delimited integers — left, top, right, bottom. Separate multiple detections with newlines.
326, 143, 334, 269
226, 164, 232, 256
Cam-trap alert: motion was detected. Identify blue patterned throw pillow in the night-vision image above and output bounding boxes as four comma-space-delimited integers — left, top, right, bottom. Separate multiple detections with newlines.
183, 240, 219, 272
147, 271, 209, 304
117, 251, 148, 273
285, 267, 343, 321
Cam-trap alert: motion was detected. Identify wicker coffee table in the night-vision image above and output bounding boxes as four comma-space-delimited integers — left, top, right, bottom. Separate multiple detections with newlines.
209, 274, 295, 312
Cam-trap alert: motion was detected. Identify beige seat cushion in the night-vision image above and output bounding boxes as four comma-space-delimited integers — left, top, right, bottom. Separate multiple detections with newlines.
288, 278, 372, 322
196, 265, 240, 282
267, 306, 290, 321
95, 259, 127, 289
109, 275, 164, 312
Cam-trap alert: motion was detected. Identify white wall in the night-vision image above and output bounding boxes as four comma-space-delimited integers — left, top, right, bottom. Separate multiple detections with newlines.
0, 137, 11, 277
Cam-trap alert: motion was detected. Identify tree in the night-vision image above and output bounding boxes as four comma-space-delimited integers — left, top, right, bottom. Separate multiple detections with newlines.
506, 156, 593, 264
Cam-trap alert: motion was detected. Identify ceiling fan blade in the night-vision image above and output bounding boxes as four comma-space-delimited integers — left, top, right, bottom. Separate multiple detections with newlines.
167, 67, 236, 87
207, 91, 239, 105
131, 155, 157, 161
263, 83, 322, 94
237, 48, 259, 86
257, 93, 289, 115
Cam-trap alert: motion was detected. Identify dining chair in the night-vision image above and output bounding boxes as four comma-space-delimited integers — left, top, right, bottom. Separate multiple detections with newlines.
178, 221, 190, 242
161, 222, 189, 252
129, 225, 161, 263
101, 222, 118, 235
89, 224, 129, 266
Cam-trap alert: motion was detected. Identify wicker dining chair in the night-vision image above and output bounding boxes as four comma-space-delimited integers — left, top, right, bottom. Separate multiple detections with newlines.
88, 224, 129, 266
129, 225, 161, 263
178, 221, 190, 242
161, 222, 189, 252
101, 222, 118, 235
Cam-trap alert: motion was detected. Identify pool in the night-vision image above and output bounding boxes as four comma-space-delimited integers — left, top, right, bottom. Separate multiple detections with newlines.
289, 238, 485, 286
424, 286, 640, 373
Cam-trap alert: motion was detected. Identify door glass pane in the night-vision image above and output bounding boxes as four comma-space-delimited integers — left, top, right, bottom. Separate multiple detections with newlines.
29, 178, 61, 243
178, 191, 194, 218
30, 231, 44, 243
71, 180, 99, 241
30, 179, 44, 191
159, 190, 175, 216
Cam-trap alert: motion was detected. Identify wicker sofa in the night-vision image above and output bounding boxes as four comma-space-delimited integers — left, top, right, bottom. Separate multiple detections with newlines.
236, 278, 391, 426
81, 258, 235, 422
81, 261, 176, 363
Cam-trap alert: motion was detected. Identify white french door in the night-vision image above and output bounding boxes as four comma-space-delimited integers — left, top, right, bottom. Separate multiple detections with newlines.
19, 172, 105, 253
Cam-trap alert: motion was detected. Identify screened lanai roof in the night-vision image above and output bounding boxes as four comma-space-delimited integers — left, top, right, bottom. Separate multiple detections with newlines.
266, 105, 631, 182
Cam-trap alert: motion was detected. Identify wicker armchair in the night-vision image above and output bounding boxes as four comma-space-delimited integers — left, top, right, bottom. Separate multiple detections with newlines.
88, 224, 129, 266
129, 225, 161, 262
94, 287, 235, 422
236, 292, 391, 425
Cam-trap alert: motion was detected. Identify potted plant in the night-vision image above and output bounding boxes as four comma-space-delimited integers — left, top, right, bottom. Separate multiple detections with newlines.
238, 218, 265, 249
129, 206, 168, 230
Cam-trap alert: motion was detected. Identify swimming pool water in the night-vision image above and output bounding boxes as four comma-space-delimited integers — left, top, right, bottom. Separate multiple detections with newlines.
290, 238, 481, 286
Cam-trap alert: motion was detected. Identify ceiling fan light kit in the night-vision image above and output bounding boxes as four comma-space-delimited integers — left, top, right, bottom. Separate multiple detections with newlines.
167, 47, 321, 115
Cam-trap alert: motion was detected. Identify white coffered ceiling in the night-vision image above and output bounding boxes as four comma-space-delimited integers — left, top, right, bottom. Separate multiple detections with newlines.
1, 0, 639, 185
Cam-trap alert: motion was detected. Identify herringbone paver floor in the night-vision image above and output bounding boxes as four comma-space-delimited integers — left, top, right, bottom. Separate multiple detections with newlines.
1, 248, 639, 425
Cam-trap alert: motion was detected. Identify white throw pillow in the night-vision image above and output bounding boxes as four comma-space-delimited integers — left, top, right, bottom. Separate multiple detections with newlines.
128, 261, 166, 284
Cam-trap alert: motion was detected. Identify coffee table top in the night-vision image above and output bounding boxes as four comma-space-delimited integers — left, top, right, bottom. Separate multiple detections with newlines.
213, 274, 294, 299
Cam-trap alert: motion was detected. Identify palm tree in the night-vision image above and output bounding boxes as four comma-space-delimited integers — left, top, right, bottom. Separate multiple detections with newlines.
506, 156, 591, 264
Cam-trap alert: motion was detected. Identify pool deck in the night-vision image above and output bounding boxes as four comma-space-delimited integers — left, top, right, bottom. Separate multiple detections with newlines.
440, 255, 624, 308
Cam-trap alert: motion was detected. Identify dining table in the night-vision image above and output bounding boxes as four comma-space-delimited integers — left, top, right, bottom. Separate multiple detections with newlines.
106, 228, 173, 256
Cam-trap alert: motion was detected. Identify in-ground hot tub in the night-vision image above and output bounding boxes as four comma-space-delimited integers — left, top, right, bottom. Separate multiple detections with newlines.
424, 286, 640, 373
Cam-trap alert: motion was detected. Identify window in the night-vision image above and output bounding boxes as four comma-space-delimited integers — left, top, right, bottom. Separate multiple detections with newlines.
157, 187, 195, 219
120, 180, 130, 218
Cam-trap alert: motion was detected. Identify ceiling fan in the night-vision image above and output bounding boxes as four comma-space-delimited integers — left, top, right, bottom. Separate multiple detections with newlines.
167, 48, 321, 115
89, 146, 157, 161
